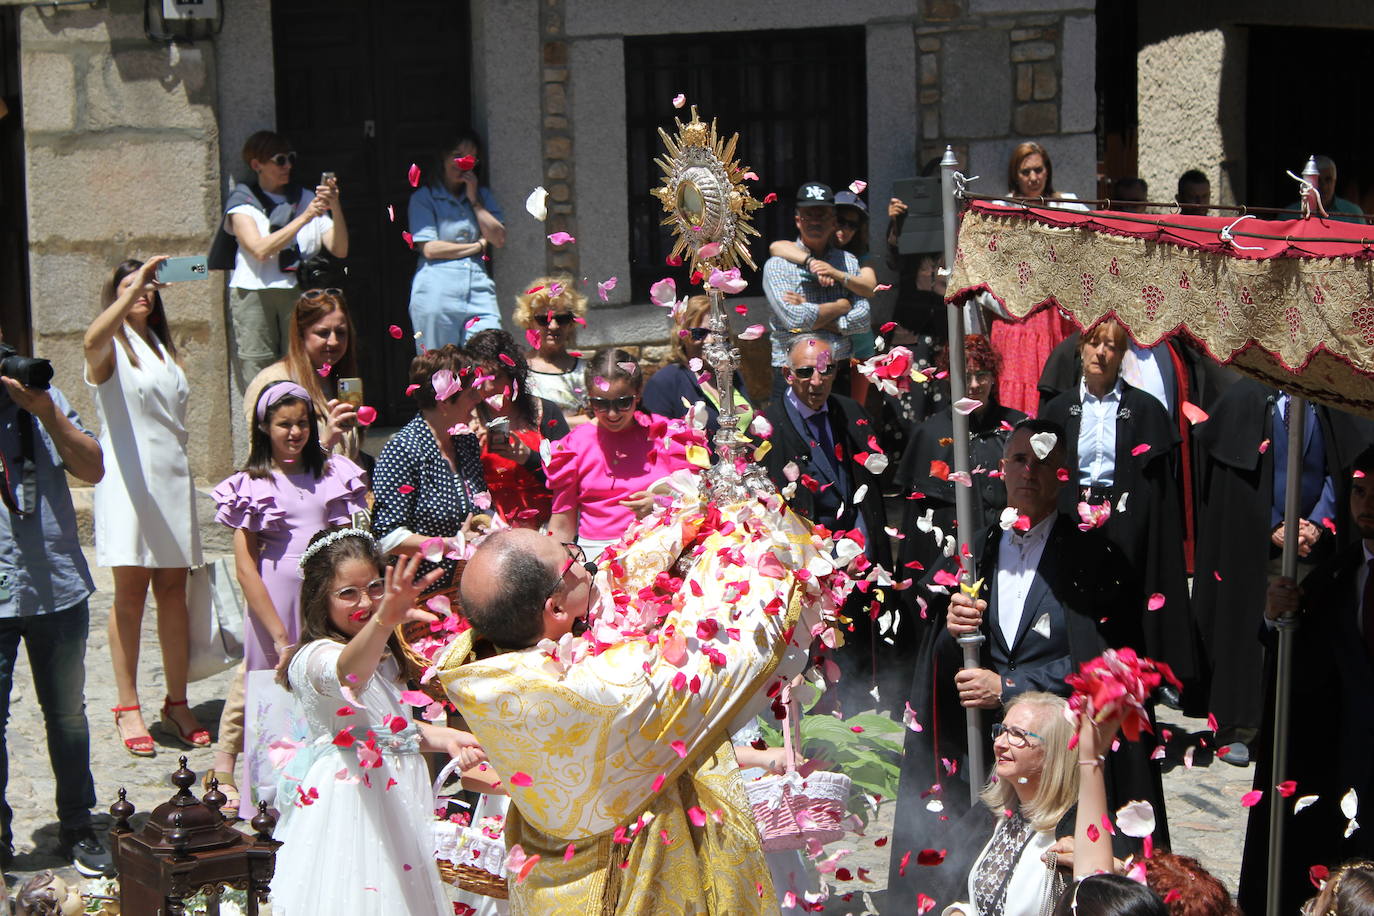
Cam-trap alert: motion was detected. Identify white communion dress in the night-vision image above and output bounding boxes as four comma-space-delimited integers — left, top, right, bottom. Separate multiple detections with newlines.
88, 327, 202, 568
271, 640, 451, 915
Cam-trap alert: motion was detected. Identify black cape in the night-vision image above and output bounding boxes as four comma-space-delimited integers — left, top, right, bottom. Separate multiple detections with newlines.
1238, 542, 1374, 914
1191, 380, 1369, 735
1040, 384, 1202, 697
885, 516, 1169, 912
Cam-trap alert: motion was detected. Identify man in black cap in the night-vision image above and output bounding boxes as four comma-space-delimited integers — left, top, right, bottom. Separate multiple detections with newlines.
761, 181, 870, 401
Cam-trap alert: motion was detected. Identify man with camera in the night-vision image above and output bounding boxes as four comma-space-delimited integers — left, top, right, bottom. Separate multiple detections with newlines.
219, 129, 349, 386
0, 343, 112, 877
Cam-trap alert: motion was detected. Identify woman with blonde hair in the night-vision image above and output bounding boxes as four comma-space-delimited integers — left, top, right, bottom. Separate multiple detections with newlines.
515, 276, 591, 428
943, 692, 1079, 915
242, 288, 363, 461
641, 294, 753, 438
86, 256, 205, 757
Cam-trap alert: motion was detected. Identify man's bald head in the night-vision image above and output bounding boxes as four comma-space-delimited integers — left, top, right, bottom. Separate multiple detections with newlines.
788, 336, 832, 367
460, 528, 561, 649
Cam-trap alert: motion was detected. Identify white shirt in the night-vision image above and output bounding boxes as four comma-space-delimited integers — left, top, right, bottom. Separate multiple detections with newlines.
995, 513, 1055, 648
226, 186, 332, 290
1077, 378, 1122, 487
1123, 342, 1170, 414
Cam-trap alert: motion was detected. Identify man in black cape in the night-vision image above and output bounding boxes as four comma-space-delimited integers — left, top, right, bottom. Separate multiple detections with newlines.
1237, 443, 1374, 914
885, 418, 1168, 912
1191, 379, 1370, 764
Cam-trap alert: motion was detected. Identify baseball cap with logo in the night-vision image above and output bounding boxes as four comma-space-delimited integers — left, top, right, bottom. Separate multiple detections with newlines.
795, 182, 834, 208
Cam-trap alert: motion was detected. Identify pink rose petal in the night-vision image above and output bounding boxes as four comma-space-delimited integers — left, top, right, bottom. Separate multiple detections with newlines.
407, 163, 421, 188
356, 405, 377, 426
739, 324, 765, 340
547, 231, 576, 246
1147, 593, 1166, 611
672, 93, 686, 108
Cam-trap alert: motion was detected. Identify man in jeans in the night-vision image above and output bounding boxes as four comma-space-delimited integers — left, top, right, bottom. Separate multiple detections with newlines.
0, 363, 113, 877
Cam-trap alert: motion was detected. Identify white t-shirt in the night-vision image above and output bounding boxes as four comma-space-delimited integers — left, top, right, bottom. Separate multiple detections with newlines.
226, 187, 332, 290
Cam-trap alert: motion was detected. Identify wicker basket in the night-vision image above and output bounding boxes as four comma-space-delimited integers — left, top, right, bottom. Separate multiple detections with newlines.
744, 686, 852, 852
432, 757, 510, 899
396, 573, 465, 705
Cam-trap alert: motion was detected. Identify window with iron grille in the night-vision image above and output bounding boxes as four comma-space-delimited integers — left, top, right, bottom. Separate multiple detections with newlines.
624, 28, 868, 301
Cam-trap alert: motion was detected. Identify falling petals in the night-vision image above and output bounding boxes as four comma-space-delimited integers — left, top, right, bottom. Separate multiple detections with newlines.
1147, 593, 1165, 611
407, 163, 421, 188
672, 93, 686, 108
548, 231, 576, 246
849, 179, 867, 195
953, 397, 983, 415
1295, 794, 1319, 813
525, 186, 548, 221
317, 363, 332, 378
671, 740, 688, 759
506, 844, 540, 883
739, 324, 765, 340
510, 772, 533, 787
1277, 780, 1298, 797
1116, 800, 1156, 837
763, 192, 778, 204
1130, 442, 1151, 456
697, 241, 722, 259
526, 328, 543, 349
1181, 400, 1210, 425
1241, 790, 1263, 807
356, 405, 377, 426
687, 806, 707, 827
453, 155, 477, 171
597, 277, 618, 301
1029, 431, 1058, 460
650, 278, 677, 308
707, 267, 748, 295
902, 701, 923, 732
388, 324, 404, 339
402, 230, 414, 249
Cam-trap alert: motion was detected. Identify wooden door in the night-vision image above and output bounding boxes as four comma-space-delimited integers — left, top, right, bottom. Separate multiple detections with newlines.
273, 0, 472, 423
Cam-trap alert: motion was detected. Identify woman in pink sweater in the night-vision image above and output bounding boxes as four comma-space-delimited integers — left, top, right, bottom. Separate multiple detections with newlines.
546, 349, 695, 560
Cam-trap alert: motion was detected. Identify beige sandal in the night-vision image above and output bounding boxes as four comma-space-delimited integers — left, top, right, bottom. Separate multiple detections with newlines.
202, 769, 241, 819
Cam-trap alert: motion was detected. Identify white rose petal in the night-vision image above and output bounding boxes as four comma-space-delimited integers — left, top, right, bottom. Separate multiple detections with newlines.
1115, 800, 1156, 838
1030, 431, 1058, 460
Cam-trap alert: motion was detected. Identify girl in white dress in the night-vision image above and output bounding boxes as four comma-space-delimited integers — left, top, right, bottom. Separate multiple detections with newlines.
85, 256, 206, 757
271, 530, 485, 915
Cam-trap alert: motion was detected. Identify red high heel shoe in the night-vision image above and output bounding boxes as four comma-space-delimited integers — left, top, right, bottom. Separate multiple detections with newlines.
112, 705, 155, 758
159, 698, 211, 748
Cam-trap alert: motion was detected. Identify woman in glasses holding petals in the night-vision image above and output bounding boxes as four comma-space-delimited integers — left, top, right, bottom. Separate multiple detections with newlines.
223, 130, 348, 385
547, 350, 696, 561
641, 294, 754, 439
516, 277, 593, 429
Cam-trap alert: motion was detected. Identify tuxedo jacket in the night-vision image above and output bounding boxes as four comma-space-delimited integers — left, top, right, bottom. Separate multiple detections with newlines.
760, 392, 891, 569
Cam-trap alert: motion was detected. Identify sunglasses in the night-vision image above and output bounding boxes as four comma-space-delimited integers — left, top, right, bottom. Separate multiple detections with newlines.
836, 218, 863, 230
267, 152, 298, 168
533, 312, 576, 328
789, 365, 837, 380
301, 288, 344, 300
333, 578, 386, 607
687, 327, 711, 342
589, 395, 636, 413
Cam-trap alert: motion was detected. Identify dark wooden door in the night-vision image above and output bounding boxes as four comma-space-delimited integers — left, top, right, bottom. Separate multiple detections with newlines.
0, 7, 30, 355
273, 0, 472, 423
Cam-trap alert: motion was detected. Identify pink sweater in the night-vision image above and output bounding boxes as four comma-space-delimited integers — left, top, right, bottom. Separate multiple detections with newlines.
546, 412, 695, 541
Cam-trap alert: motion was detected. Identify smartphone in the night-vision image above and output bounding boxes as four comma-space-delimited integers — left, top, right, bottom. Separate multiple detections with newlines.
337, 377, 364, 407
320, 171, 336, 186
156, 255, 209, 283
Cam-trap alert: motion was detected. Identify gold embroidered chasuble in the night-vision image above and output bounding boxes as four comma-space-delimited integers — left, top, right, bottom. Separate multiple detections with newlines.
438, 497, 836, 915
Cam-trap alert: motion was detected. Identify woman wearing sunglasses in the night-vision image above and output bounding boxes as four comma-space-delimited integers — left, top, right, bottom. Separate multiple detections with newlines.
242, 288, 364, 463
224, 130, 348, 385
516, 277, 593, 429
407, 130, 506, 350
546, 349, 694, 560
641, 294, 754, 438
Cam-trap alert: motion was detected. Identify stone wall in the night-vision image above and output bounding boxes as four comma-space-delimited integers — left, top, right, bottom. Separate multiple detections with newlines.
17, 0, 232, 481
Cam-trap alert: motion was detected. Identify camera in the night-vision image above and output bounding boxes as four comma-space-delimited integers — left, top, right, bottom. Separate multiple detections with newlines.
0, 344, 53, 390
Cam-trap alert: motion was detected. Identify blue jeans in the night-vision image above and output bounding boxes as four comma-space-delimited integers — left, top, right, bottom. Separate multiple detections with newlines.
0, 600, 96, 850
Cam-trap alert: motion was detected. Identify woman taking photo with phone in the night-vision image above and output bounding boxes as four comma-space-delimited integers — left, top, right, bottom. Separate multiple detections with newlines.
85, 256, 205, 757
407, 130, 506, 349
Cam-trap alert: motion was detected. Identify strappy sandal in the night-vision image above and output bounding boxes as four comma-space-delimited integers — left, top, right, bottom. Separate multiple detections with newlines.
112, 705, 155, 758
202, 769, 241, 820
159, 698, 211, 748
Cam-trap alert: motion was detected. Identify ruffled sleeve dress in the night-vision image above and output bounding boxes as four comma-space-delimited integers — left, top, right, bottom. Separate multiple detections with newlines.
211, 455, 369, 673
271, 639, 450, 915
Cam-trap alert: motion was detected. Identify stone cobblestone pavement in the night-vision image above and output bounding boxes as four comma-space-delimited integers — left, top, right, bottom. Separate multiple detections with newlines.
1, 544, 1255, 911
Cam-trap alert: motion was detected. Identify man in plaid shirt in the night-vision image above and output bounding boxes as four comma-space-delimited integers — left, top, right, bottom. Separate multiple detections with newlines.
761, 182, 870, 401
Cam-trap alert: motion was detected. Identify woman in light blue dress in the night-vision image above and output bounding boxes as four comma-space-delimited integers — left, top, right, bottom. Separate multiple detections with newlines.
407, 130, 506, 350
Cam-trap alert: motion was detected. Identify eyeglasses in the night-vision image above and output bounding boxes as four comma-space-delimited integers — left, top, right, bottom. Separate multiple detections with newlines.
991, 723, 1042, 748
544, 542, 587, 602
533, 312, 576, 328
301, 288, 344, 300
589, 395, 636, 413
333, 578, 386, 607
268, 152, 298, 168
789, 365, 837, 380
687, 327, 712, 342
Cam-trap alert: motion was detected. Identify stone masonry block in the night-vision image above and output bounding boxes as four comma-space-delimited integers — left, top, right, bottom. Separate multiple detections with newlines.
543, 115, 569, 130
942, 29, 1011, 138
27, 138, 217, 244
1016, 63, 1033, 101
918, 37, 941, 52
547, 182, 571, 202
20, 52, 75, 133
543, 68, 568, 83
1032, 61, 1057, 100
26, 251, 119, 334
546, 161, 570, 181
544, 136, 572, 159
1010, 40, 1056, 62
543, 41, 567, 66
920, 53, 939, 87
19, 0, 146, 46
85, 46, 217, 132
543, 82, 567, 116
920, 0, 962, 21
1060, 14, 1095, 132
1013, 102, 1058, 134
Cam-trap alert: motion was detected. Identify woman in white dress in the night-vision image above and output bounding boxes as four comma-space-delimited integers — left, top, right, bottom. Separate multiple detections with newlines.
85, 256, 206, 757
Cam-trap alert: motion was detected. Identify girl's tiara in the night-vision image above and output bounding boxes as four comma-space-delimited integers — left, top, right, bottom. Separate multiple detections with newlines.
298, 527, 376, 569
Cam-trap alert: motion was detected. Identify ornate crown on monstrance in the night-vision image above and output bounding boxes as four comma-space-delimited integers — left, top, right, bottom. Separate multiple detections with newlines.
651, 107, 773, 503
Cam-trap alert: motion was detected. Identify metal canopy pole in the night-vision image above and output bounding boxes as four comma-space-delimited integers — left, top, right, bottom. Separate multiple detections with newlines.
1266, 395, 1305, 915
941, 146, 985, 805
